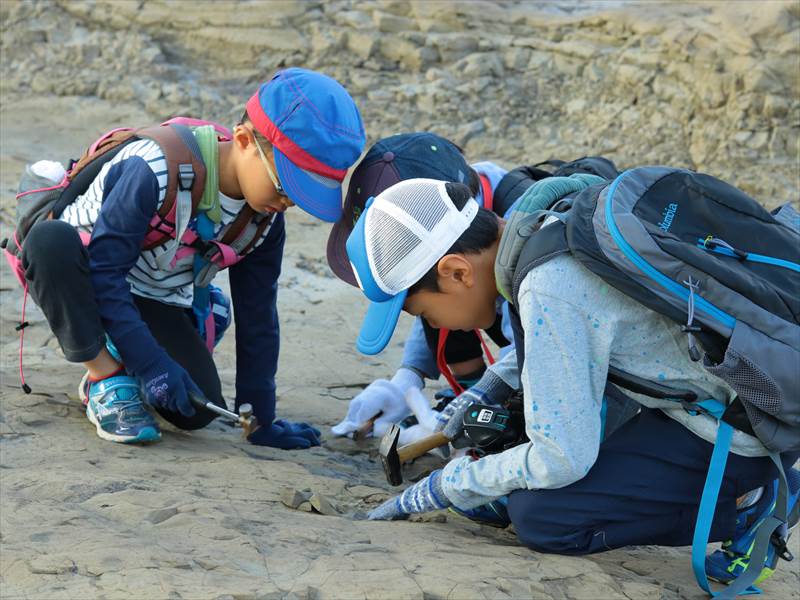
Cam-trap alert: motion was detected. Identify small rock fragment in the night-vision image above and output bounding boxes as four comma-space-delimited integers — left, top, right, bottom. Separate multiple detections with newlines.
281, 488, 312, 510
309, 493, 339, 516
145, 506, 178, 525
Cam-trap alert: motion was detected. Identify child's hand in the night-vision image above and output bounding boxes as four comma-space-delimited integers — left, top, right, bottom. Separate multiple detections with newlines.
435, 388, 486, 440
138, 355, 199, 417
248, 419, 321, 449
368, 470, 450, 520
331, 368, 423, 438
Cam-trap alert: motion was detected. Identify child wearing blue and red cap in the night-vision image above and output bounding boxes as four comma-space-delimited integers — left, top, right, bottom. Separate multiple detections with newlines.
18, 68, 365, 447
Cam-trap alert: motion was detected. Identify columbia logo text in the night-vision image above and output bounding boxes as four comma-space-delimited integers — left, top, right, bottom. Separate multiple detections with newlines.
658, 203, 679, 232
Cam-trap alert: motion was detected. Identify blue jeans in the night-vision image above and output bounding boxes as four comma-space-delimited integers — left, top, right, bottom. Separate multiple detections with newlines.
508, 408, 798, 554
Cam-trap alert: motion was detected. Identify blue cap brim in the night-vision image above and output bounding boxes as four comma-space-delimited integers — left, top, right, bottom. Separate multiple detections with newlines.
274, 147, 343, 222
356, 290, 407, 355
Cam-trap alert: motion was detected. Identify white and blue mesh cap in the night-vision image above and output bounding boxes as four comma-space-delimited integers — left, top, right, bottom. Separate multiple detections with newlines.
346, 178, 479, 354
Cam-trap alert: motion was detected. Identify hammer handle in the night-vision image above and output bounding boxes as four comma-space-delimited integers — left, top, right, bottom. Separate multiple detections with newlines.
397, 432, 450, 463
353, 411, 382, 442
190, 394, 239, 422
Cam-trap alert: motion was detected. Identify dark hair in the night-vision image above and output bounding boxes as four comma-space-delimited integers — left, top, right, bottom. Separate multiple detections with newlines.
408, 182, 499, 296
240, 110, 273, 148
466, 167, 481, 197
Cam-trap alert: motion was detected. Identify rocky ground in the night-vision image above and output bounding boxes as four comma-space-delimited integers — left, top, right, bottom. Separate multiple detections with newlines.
1, 1, 798, 599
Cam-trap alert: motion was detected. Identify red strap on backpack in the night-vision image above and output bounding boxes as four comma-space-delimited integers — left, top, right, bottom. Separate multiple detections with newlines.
436, 328, 496, 395
479, 173, 493, 211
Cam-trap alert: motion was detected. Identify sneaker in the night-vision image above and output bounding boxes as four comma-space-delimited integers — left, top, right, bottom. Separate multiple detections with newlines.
449, 496, 510, 528
706, 467, 800, 587
85, 375, 161, 444
78, 336, 124, 407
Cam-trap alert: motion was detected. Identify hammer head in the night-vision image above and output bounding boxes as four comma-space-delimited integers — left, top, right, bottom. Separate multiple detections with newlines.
379, 424, 403, 486
238, 403, 258, 438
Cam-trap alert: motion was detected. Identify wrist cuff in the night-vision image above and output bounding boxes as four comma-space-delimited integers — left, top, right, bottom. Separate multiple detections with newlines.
471, 368, 514, 405
428, 470, 449, 509
392, 367, 424, 393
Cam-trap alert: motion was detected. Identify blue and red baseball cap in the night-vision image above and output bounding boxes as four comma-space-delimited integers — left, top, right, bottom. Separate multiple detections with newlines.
327, 132, 473, 285
246, 68, 366, 222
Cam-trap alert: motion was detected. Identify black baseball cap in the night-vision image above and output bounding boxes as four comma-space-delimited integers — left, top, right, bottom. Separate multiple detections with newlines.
326, 132, 472, 286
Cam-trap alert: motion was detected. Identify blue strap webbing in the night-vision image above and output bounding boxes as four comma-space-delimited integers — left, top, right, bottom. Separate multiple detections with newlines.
689, 399, 789, 599
192, 213, 214, 338
717, 454, 789, 599
690, 400, 742, 596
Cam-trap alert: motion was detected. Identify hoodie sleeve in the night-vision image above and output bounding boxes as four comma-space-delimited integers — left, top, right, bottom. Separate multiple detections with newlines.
88, 156, 168, 373
400, 317, 440, 380
440, 257, 611, 510
229, 213, 285, 426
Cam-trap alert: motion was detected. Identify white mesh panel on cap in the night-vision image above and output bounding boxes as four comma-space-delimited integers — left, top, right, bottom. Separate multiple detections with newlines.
368, 208, 423, 291
365, 178, 479, 295
384, 183, 449, 232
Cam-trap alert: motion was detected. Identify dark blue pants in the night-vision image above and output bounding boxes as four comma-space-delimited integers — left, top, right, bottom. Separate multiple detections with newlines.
22, 220, 225, 431
508, 408, 797, 555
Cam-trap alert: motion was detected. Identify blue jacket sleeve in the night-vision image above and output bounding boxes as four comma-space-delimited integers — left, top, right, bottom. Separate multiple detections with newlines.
229, 212, 285, 426
88, 157, 167, 373
400, 317, 440, 379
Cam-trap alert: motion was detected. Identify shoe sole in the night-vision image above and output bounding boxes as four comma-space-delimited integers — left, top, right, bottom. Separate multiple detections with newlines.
78, 371, 90, 406
86, 402, 161, 444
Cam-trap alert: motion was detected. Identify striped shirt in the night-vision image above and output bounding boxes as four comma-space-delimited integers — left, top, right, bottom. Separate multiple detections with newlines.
60, 138, 271, 307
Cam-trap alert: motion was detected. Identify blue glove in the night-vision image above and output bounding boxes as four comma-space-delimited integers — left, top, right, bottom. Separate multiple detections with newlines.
248, 419, 321, 450
368, 470, 450, 520
137, 354, 199, 417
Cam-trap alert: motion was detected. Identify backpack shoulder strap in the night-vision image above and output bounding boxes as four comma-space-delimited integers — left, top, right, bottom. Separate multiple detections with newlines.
511, 220, 570, 308
51, 131, 140, 219
551, 156, 620, 180
137, 124, 207, 251
478, 173, 494, 212
219, 205, 273, 254
190, 208, 275, 290
493, 165, 552, 218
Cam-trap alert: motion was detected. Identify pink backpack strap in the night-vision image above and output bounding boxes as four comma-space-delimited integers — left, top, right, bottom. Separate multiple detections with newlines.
160, 117, 232, 141
87, 127, 135, 156
3, 243, 25, 287
207, 241, 241, 267
15, 175, 69, 200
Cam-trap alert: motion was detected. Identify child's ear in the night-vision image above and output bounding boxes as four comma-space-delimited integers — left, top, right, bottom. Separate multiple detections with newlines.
437, 254, 474, 289
232, 124, 253, 151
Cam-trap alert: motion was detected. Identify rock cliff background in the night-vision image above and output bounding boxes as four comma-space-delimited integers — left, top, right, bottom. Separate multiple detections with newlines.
1, 2, 798, 599
2, 0, 798, 205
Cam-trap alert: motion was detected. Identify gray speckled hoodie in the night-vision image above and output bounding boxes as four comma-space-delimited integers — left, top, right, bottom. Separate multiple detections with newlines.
440, 180, 766, 511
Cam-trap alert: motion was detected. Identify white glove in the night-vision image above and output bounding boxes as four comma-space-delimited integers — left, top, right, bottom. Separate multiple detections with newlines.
330, 369, 423, 438
405, 387, 440, 431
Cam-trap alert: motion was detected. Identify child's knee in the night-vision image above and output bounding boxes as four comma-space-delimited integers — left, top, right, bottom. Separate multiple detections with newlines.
23, 220, 83, 271
508, 489, 592, 555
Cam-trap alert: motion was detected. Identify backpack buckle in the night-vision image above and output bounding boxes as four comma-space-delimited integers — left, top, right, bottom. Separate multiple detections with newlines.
680, 399, 708, 417
771, 531, 794, 562
178, 164, 195, 191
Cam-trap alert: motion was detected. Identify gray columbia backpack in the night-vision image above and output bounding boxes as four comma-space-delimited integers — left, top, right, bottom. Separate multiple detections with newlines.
502, 166, 799, 599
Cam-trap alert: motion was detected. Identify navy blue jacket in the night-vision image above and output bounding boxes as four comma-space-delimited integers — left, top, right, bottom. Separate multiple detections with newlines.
87, 156, 284, 425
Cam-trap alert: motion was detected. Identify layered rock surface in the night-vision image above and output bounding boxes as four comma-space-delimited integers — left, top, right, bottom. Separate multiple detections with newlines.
1, 2, 799, 599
